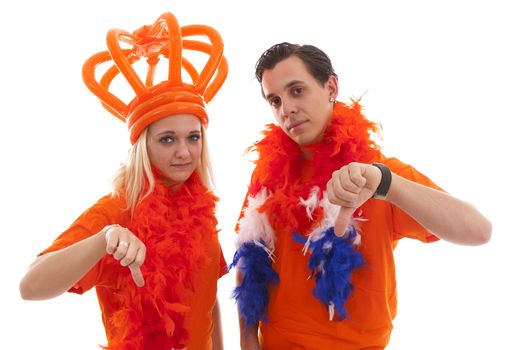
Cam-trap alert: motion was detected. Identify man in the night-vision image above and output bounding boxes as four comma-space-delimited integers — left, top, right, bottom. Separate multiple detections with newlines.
232, 42, 491, 349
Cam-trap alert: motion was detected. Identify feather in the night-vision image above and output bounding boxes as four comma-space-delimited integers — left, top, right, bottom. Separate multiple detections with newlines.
230, 241, 279, 327
236, 101, 377, 325
299, 186, 321, 220
235, 188, 275, 251
105, 173, 217, 349
294, 226, 365, 321
247, 101, 380, 239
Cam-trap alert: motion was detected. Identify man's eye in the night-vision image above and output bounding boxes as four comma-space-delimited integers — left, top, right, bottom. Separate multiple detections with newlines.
293, 87, 303, 95
270, 97, 281, 106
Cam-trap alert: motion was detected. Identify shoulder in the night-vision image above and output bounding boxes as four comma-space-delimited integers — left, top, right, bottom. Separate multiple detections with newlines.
376, 154, 442, 190
380, 156, 413, 173
77, 192, 129, 225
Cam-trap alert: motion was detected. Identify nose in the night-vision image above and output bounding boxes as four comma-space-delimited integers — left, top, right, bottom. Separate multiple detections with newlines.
280, 97, 298, 119
175, 140, 190, 158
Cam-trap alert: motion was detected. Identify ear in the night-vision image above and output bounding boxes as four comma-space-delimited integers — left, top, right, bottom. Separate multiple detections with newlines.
326, 75, 339, 99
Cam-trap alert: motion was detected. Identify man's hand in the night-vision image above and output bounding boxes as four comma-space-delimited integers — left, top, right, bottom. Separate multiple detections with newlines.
104, 225, 146, 287
327, 162, 382, 236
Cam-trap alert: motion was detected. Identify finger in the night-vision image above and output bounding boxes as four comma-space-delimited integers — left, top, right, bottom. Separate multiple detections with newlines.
348, 163, 367, 188
113, 239, 130, 260
339, 166, 355, 192
129, 264, 145, 287
120, 240, 140, 267
105, 229, 119, 254
334, 206, 356, 237
327, 179, 359, 208
135, 245, 146, 266
339, 165, 365, 194
332, 174, 358, 203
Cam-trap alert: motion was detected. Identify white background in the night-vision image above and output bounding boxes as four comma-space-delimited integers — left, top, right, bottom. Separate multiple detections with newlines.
1, 0, 524, 349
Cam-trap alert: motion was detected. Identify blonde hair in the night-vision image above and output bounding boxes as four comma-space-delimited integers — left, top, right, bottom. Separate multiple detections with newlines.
112, 124, 214, 214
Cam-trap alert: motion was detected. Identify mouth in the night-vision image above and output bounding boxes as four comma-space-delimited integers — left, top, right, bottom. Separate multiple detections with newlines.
287, 120, 308, 131
170, 162, 192, 169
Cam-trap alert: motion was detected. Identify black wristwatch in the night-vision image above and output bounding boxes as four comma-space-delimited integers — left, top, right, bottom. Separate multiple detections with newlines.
371, 163, 392, 200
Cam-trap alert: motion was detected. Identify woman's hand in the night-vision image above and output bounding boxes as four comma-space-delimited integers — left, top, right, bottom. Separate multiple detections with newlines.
103, 225, 146, 287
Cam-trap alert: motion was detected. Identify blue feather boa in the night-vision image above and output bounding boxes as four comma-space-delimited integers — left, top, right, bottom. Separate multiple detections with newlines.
230, 241, 279, 327
292, 226, 365, 320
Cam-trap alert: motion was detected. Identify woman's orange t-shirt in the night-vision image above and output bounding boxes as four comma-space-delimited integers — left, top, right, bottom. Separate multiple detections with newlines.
40, 193, 228, 349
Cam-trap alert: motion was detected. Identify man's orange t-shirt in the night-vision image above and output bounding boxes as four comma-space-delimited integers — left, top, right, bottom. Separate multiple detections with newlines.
40, 193, 228, 350
239, 156, 441, 350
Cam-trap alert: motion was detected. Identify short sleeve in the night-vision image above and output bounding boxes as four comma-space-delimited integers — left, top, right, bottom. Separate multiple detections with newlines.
383, 157, 443, 243
39, 194, 128, 294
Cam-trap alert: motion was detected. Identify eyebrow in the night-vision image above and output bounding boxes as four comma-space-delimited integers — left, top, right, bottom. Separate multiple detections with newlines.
154, 129, 201, 137
265, 80, 305, 101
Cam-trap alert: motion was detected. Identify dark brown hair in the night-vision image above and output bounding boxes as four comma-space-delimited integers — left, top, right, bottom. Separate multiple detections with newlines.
255, 42, 338, 86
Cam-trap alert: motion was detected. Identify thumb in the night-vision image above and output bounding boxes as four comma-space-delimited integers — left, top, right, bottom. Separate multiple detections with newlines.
129, 265, 145, 287
334, 206, 355, 237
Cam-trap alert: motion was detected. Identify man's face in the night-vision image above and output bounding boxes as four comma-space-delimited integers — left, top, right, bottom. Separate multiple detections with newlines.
261, 55, 338, 146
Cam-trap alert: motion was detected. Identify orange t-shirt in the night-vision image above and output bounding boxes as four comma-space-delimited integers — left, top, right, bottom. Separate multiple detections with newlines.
239, 156, 441, 350
40, 193, 228, 349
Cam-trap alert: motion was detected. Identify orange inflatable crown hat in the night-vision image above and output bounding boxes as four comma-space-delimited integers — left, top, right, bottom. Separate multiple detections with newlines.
82, 12, 228, 144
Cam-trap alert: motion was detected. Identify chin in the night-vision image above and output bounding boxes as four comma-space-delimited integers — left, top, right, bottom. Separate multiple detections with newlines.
295, 136, 317, 147
176, 174, 193, 183
289, 130, 323, 147
166, 172, 193, 185
288, 133, 308, 146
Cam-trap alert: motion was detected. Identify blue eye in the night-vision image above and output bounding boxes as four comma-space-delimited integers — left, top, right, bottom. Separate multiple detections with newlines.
160, 136, 174, 143
189, 134, 201, 142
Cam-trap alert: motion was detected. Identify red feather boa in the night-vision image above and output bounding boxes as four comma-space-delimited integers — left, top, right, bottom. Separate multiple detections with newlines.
248, 101, 380, 235
106, 173, 218, 350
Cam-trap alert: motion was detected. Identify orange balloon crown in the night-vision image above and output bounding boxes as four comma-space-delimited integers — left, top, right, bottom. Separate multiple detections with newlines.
82, 12, 228, 144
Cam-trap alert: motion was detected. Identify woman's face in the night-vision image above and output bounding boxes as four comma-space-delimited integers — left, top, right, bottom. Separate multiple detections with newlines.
146, 114, 202, 189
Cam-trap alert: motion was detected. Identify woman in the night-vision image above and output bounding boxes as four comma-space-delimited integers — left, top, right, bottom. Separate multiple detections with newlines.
19, 12, 228, 350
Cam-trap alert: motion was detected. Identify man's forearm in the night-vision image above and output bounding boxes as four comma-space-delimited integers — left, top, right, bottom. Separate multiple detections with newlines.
386, 173, 492, 245
239, 315, 260, 350
212, 298, 224, 350
236, 270, 261, 349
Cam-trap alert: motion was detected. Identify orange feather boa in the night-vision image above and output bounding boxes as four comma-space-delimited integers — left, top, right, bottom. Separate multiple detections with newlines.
105, 173, 218, 350
248, 101, 380, 235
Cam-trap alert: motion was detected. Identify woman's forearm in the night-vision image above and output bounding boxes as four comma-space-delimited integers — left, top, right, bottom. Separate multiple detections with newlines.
19, 230, 107, 300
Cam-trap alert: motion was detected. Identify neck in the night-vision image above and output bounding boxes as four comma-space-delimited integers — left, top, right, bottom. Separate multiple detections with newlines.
300, 137, 324, 160
300, 149, 313, 160
158, 177, 182, 192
